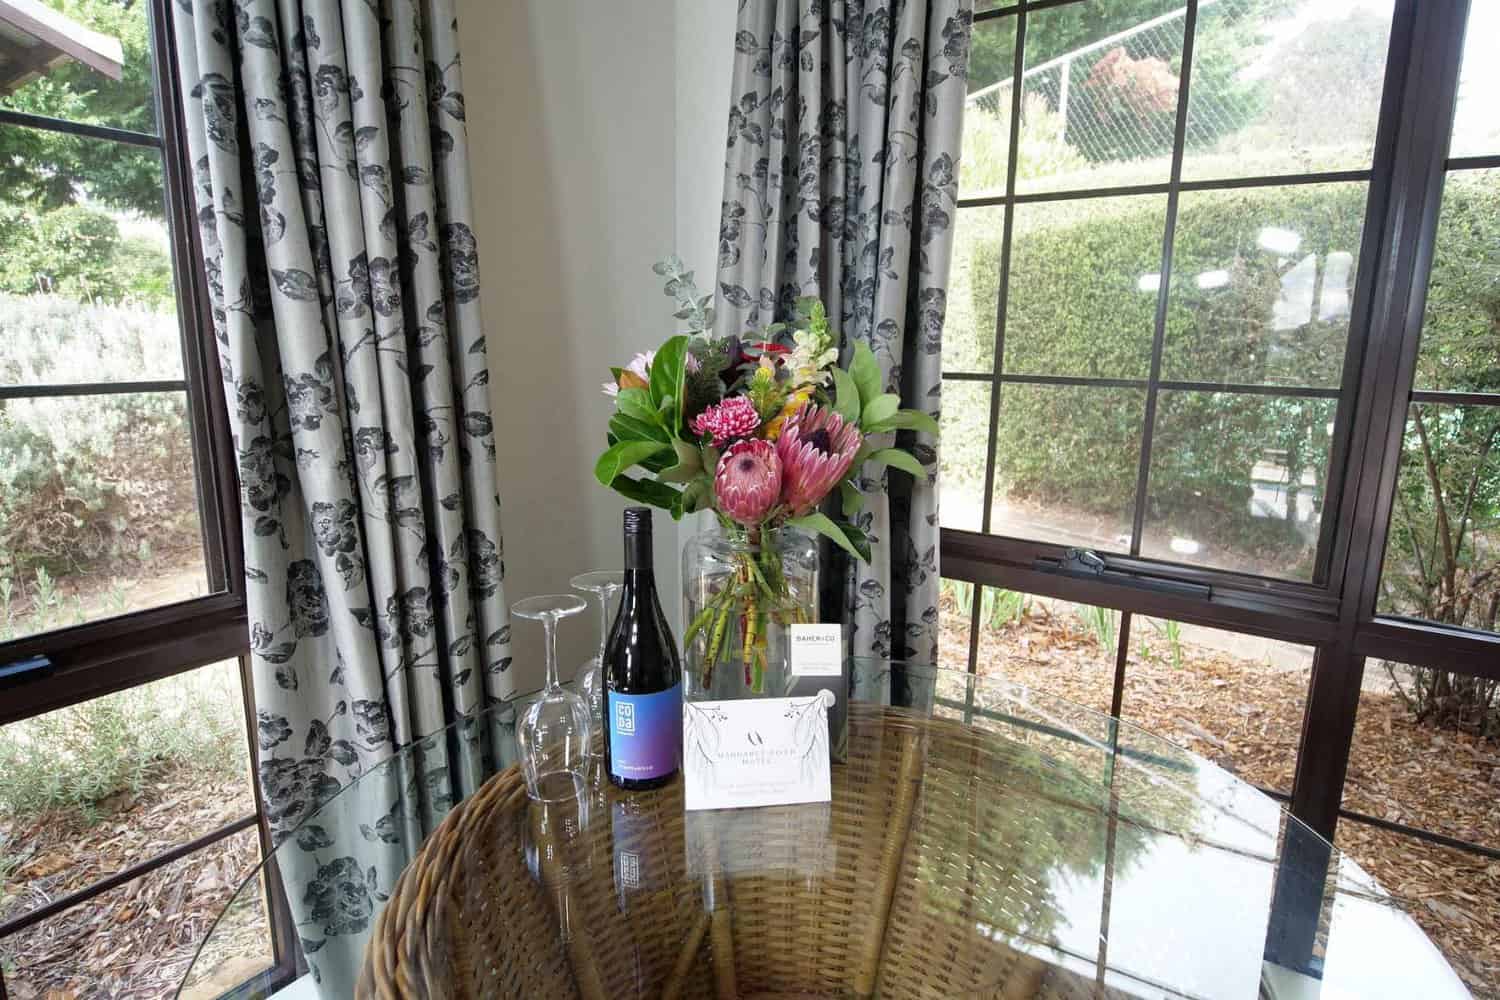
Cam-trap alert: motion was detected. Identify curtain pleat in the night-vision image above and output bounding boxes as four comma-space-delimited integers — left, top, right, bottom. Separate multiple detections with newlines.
171, 0, 509, 988
715, 0, 973, 671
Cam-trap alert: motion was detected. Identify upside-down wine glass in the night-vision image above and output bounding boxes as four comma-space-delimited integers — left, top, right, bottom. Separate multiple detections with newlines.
569, 570, 624, 727
512, 594, 591, 801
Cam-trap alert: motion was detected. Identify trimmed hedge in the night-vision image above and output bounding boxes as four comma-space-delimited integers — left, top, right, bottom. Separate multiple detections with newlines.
947, 175, 1499, 565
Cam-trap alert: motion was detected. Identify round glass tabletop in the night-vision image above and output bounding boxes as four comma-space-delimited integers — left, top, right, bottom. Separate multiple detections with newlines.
176, 661, 1467, 999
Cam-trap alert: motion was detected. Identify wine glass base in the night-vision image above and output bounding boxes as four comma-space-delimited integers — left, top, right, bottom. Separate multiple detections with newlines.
528, 769, 588, 804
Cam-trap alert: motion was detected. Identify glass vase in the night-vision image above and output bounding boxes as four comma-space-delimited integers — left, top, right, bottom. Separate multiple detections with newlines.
681, 524, 819, 701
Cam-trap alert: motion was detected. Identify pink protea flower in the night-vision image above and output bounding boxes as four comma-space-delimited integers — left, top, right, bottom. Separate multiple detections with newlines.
691, 396, 760, 446
714, 439, 782, 525
775, 406, 863, 516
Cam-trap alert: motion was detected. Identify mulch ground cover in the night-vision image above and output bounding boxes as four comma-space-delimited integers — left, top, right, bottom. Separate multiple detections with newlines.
0, 766, 268, 999
939, 593, 1500, 997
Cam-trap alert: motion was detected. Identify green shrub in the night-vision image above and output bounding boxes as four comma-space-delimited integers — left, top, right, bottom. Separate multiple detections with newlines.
0, 202, 174, 307
0, 293, 191, 581
951, 180, 1500, 565
0, 664, 244, 822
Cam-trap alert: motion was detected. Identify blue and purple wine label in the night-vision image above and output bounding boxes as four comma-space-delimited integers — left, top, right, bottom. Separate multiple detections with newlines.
607, 683, 682, 781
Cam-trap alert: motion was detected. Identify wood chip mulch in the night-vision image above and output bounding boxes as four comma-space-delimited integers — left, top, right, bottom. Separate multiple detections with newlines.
0, 766, 268, 999
939, 594, 1500, 998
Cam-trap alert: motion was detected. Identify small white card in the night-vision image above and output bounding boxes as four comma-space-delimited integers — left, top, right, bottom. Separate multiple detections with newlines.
789, 624, 843, 676
682, 692, 835, 811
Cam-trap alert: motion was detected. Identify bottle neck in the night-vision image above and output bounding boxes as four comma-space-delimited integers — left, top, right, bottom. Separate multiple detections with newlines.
624, 532, 654, 574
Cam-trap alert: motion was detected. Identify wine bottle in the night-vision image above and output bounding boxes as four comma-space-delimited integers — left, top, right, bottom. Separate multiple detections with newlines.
604, 507, 682, 790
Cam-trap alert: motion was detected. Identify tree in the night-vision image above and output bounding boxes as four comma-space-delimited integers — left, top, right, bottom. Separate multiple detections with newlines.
0, 0, 162, 218
1378, 173, 1500, 737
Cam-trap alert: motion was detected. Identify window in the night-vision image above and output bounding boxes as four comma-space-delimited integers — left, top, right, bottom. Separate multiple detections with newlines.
943, 0, 1499, 981
0, 2, 287, 995
950, 0, 1394, 581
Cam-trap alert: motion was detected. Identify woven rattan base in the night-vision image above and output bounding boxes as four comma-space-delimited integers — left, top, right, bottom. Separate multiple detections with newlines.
357, 704, 1129, 998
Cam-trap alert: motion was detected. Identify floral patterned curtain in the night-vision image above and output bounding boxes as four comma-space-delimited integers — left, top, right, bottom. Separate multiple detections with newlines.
171, 0, 509, 988
715, 0, 972, 667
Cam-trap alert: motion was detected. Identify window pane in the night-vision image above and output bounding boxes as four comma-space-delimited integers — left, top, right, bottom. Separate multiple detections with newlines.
1344, 659, 1498, 851
943, 206, 1005, 373
961, 19, 1017, 200
1142, 390, 1335, 579
1016, 0, 1184, 194
176, 865, 281, 998
0, 0, 158, 133
1122, 618, 1312, 791
1412, 169, 1499, 394
0, 391, 212, 640
1005, 194, 1166, 379
937, 577, 975, 672
0, 827, 271, 997
1378, 403, 1500, 633
0, 661, 257, 900
1164, 182, 1369, 388
1334, 821, 1499, 997
992, 383, 1144, 551
962, 587, 1119, 716
0, 133, 179, 384
939, 379, 990, 532
1450, 4, 1500, 158
1181, 0, 1394, 182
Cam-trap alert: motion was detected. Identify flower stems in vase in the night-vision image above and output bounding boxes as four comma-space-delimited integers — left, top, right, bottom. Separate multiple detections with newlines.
683, 525, 810, 693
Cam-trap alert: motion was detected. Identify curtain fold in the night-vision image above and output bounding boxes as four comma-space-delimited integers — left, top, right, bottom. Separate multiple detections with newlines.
171, 0, 508, 987
715, 0, 973, 667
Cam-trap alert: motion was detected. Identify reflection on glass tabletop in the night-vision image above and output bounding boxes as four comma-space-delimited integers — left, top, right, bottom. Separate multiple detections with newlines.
178, 660, 1468, 999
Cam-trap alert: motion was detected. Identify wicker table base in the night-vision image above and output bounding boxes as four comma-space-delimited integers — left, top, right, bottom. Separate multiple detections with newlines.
357, 704, 1130, 999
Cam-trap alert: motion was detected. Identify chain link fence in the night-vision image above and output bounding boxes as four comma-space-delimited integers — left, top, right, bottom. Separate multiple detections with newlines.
966, 0, 1257, 166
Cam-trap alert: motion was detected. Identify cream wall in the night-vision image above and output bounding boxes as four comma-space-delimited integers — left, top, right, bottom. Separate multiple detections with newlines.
459, 0, 734, 687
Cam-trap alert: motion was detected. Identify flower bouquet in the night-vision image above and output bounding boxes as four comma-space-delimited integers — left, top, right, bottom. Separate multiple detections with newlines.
594, 258, 937, 693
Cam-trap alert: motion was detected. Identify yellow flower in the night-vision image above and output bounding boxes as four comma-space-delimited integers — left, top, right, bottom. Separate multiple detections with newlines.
766, 386, 813, 439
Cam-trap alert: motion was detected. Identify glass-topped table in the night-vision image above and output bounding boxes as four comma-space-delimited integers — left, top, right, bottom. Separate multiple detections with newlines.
178, 661, 1468, 999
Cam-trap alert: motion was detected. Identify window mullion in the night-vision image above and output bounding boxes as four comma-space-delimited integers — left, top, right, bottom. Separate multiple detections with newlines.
979, 9, 1028, 536
1128, 0, 1199, 560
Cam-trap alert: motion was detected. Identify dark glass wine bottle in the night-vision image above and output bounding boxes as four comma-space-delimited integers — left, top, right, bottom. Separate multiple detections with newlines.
603, 507, 682, 790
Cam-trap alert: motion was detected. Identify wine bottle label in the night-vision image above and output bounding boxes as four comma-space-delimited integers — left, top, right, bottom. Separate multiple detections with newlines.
607, 684, 681, 781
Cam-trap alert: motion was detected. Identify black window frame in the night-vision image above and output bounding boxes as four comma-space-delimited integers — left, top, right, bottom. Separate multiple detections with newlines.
0, 2, 295, 996
943, 0, 1499, 915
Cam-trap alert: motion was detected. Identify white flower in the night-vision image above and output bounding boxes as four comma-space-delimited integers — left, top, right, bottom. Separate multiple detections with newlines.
788, 328, 837, 387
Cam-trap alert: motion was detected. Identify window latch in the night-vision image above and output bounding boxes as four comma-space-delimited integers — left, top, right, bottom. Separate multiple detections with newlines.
1034, 548, 1211, 600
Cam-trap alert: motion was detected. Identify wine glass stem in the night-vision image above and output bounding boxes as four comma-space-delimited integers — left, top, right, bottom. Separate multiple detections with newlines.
596, 592, 611, 662
543, 614, 560, 692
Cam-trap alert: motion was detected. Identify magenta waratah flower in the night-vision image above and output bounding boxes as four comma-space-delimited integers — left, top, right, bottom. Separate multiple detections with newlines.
691, 395, 760, 446
714, 439, 782, 525
775, 405, 863, 516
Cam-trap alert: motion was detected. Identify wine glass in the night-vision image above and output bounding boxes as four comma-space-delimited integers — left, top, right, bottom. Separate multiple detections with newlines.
569, 570, 624, 726
512, 595, 590, 801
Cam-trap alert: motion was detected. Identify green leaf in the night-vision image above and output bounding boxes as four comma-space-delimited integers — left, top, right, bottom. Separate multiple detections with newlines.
594, 440, 671, 487
862, 447, 928, 480
609, 413, 669, 444
659, 439, 704, 483
860, 393, 901, 429
849, 340, 882, 407
786, 511, 867, 562
676, 477, 712, 517
840, 481, 865, 518
837, 520, 872, 562
831, 367, 861, 425
649, 335, 689, 434
639, 449, 674, 474
608, 475, 681, 512
615, 387, 658, 426
863, 408, 940, 436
